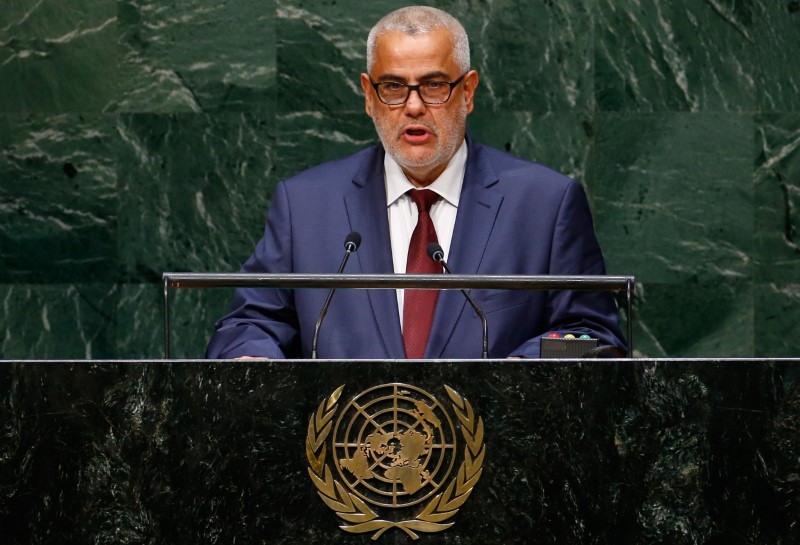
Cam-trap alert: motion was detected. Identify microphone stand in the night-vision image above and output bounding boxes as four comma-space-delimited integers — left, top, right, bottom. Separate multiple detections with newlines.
428, 244, 489, 359
311, 233, 361, 359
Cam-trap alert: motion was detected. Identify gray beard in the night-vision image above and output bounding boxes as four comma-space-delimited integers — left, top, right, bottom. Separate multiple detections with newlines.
372, 104, 467, 174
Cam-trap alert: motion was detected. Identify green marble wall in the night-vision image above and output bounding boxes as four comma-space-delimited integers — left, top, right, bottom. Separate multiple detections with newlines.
1, 0, 798, 359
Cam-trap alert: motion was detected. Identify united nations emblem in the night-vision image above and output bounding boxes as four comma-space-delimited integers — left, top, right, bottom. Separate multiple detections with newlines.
306, 383, 485, 540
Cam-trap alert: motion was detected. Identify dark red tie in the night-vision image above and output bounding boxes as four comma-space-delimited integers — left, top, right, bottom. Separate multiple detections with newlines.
403, 189, 441, 359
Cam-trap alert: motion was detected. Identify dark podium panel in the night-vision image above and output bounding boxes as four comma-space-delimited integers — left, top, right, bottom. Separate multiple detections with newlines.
1, 359, 799, 544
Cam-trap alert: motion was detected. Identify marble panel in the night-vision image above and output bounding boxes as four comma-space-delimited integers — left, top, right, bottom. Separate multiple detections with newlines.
469, 110, 594, 188
595, 0, 756, 112
274, 110, 377, 180
276, 0, 593, 115
752, 1, 800, 111
628, 280, 754, 358
114, 283, 235, 359
754, 113, 800, 283
115, 112, 275, 282
0, 284, 117, 359
591, 112, 754, 284
276, 0, 377, 113
0, 114, 118, 283
0, 0, 120, 114
755, 283, 800, 357
114, 0, 276, 113
464, 0, 593, 113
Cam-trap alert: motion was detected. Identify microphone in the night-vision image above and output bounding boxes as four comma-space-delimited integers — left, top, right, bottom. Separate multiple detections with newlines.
427, 243, 489, 359
311, 231, 362, 359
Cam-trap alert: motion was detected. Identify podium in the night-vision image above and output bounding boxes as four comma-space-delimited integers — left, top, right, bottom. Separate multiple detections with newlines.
161, 272, 637, 358
1, 358, 798, 543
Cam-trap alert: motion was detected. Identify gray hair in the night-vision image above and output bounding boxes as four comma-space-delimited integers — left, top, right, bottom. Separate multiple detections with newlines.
366, 6, 470, 74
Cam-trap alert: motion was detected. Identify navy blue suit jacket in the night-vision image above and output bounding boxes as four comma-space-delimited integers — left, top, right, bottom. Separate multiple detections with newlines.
206, 138, 626, 359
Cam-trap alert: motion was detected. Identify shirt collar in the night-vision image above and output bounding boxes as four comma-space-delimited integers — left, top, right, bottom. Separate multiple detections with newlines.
385, 140, 468, 207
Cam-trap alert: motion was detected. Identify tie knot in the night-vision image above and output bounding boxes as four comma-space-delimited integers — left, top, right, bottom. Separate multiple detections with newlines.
408, 189, 439, 214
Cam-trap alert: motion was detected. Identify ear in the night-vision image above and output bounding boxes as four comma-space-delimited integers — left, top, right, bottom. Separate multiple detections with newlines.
360, 73, 374, 118
462, 70, 479, 115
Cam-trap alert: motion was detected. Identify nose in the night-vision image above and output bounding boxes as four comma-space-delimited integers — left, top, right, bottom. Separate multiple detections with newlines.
403, 87, 427, 117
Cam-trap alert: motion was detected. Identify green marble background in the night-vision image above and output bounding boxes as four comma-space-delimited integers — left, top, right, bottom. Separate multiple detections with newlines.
1, 0, 798, 359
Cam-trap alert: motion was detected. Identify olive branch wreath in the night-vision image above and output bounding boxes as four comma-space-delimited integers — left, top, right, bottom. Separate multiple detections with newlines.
306, 384, 485, 540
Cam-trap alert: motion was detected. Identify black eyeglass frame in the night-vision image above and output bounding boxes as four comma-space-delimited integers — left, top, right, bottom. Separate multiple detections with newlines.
369, 73, 467, 105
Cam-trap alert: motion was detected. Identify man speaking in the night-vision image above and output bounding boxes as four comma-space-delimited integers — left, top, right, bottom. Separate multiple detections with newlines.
206, 6, 626, 359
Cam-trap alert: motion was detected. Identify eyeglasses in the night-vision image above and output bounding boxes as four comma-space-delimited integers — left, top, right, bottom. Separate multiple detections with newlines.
369, 74, 466, 105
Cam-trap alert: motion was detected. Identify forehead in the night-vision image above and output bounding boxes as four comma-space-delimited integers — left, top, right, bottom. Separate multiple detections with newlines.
371, 29, 458, 78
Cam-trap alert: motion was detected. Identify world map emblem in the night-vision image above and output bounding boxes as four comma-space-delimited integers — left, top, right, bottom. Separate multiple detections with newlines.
306, 383, 485, 540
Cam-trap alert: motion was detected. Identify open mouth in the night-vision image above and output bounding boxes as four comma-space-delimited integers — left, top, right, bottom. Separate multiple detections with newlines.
402, 126, 433, 143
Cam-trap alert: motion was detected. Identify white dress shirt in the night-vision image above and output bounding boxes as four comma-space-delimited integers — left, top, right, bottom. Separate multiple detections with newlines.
384, 140, 468, 326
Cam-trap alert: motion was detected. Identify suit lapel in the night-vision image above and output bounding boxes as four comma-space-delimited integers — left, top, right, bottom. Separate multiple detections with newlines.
343, 146, 406, 358
427, 140, 503, 358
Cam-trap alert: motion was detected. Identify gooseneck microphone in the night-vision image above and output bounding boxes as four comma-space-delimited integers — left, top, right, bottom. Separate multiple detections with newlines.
427, 243, 489, 359
311, 231, 362, 359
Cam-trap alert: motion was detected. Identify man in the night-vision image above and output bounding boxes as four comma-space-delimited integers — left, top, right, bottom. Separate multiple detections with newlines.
206, 6, 626, 359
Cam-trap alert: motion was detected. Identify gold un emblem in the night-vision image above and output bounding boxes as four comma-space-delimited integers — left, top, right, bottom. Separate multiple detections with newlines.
306, 383, 485, 540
